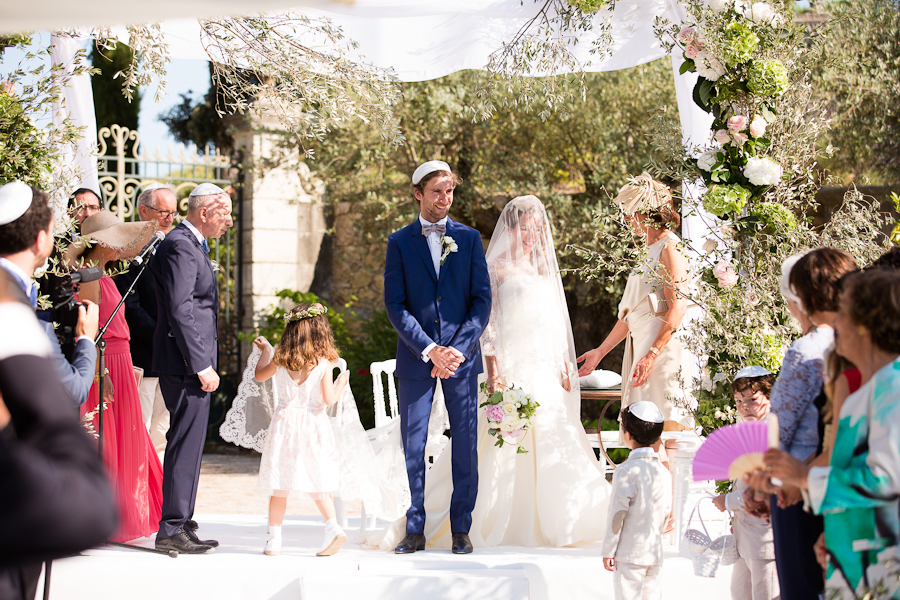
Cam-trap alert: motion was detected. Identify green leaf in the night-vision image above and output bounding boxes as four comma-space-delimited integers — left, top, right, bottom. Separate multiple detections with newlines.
679, 58, 696, 75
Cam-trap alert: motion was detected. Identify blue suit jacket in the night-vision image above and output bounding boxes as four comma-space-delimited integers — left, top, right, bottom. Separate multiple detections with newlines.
384, 218, 491, 380
150, 222, 218, 376
38, 319, 96, 407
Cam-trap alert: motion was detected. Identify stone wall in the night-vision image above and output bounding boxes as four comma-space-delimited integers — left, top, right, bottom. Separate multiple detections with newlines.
331, 201, 388, 320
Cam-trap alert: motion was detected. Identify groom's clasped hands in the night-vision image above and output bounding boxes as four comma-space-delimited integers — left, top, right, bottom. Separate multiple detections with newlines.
428, 346, 464, 379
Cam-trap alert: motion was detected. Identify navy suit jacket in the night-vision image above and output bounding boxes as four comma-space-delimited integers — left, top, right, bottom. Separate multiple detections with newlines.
115, 257, 159, 376
384, 218, 491, 380
150, 222, 218, 376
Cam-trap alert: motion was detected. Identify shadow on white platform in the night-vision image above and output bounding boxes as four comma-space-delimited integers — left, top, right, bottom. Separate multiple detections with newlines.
42, 514, 732, 600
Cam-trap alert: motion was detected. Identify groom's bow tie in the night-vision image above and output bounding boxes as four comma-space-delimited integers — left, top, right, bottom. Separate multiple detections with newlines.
422, 223, 446, 236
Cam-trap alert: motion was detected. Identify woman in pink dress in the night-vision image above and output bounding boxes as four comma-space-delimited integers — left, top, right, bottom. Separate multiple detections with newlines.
68, 211, 164, 542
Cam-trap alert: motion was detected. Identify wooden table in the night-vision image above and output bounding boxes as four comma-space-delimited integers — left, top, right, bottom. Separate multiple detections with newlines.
580, 387, 622, 470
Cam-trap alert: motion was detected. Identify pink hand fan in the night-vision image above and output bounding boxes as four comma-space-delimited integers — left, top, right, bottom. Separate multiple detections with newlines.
692, 414, 779, 481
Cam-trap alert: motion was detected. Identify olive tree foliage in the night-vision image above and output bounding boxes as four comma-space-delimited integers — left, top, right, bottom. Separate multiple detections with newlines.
812, 0, 900, 184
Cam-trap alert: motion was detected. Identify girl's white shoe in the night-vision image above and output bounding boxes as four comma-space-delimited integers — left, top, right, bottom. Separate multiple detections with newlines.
264, 525, 282, 556
316, 521, 347, 556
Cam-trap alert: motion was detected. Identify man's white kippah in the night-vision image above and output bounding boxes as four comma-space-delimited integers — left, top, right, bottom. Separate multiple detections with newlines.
628, 401, 665, 424
189, 183, 226, 197
0, 181, 33, 225
412, 160, 451, 185
734, 365, 772, 380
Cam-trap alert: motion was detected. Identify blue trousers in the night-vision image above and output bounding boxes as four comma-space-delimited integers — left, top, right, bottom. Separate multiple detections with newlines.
771, 495, 824, 600
398, 376, 479, 535
158, 374, 210, 538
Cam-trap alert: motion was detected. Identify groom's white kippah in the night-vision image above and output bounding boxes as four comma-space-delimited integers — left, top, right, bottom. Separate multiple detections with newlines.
734, 365, 772, 380
412, 160, 451, 185
190, 183, 226, 197
628, 401, 665, 424
0, 181, 33, 226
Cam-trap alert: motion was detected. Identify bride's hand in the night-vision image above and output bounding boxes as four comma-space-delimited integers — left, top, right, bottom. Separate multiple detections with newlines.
485, 376, 502, 393
576, 347, 605, 377
560, 371, 572, 392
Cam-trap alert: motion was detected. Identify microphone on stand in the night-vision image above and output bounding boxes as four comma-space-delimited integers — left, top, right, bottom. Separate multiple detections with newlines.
131, 231, 165, 266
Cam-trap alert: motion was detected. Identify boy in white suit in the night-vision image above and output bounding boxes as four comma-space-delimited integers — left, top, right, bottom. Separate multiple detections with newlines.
602, 401, 671, 600
713, 366, 780, 600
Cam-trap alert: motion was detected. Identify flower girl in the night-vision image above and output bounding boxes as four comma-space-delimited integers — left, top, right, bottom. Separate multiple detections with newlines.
253, 303, 350, 557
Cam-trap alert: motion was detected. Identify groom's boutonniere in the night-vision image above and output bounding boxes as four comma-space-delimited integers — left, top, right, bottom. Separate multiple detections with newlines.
439, 235, 458, 266
210, 259, 221, 273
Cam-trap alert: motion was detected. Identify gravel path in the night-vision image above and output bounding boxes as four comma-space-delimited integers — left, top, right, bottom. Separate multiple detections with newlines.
195, 451, 362, 517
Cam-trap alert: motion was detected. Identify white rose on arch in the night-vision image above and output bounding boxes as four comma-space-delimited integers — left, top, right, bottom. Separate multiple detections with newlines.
746, 2, 782, 25
704, 0, 731, 11
695, 53, 727, 82
743, 157, 783, 186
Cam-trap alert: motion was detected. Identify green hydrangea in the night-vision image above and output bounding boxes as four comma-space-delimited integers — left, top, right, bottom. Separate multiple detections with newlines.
751, 202, 798, 229
747, 60, 789, 97
567, 0, 610, 12
703, 184, 751, 216
722, 22, 759, 66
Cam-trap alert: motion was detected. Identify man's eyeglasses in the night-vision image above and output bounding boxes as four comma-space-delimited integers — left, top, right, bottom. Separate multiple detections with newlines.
146, 206, 178, 219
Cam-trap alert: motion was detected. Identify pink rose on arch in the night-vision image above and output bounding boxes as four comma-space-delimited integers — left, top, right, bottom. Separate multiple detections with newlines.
749, 114, 767, 138
714, 129, 731, 145
678, 26, 696, 45
685, 45, 701, 60
727, 115, 749, 133
731, 132, 749, 146
746, 290, 761, 306
703, 238, 718, 254
486, 405, 505, 423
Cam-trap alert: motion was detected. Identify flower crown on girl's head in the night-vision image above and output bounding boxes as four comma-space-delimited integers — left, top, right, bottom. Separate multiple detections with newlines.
283, 303, 328, 323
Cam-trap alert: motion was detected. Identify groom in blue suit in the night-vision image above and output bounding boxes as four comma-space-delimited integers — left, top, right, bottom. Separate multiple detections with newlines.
384, 161, 491, 555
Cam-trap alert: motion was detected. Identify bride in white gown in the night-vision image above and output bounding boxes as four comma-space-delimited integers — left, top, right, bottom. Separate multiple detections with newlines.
376, 195, 610, 549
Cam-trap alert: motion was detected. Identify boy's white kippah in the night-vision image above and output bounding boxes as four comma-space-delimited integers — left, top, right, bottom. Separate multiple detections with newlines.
628, 401, 664, 424
412, 160, 451, 185
0, 181, 32, 225
734, 365, 772, 380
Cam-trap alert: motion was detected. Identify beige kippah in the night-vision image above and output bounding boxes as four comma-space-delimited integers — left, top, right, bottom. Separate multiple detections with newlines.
613, 173, 671, 215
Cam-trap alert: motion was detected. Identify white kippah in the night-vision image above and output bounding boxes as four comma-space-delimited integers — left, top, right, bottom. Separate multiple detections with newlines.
412, 160, 451, 185
734, 365, 772, 380
628, 401, 665, 424
0, 181, 33, 226
189, 183, 226, 197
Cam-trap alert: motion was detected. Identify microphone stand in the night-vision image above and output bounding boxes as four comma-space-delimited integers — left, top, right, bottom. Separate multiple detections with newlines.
94, 255, 177, 558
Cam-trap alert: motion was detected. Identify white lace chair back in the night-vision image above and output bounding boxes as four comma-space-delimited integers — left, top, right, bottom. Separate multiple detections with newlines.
370, 359, 399, 428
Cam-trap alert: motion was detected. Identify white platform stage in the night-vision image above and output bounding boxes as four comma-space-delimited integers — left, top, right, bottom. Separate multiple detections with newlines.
42, 514, 732, 600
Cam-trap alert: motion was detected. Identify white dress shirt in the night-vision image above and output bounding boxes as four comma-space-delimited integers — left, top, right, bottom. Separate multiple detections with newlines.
417, 214, 462, 365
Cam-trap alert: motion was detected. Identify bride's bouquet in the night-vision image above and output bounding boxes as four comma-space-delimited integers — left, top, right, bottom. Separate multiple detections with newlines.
479, 382, 539, 454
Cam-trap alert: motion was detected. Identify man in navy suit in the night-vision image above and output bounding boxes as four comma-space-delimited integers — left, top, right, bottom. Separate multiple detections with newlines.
151, 183, 232, 554
384, 161, 491, 555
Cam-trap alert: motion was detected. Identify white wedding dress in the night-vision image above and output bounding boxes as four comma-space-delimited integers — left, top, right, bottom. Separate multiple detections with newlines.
374, 195, 611, 549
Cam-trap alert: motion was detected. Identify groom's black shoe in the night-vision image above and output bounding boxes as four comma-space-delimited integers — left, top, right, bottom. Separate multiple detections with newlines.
451, 532, 473, 554
185, 525, 219, 548
394, 533, 426, 554
155, 527, 215, 554
186, 519, 199, 532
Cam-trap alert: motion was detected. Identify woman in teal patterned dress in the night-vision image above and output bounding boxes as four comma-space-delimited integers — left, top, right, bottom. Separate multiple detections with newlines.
765, 268, 900, 598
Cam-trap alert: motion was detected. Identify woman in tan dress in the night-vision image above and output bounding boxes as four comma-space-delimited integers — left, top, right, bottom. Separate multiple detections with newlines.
577, 173, 695, 445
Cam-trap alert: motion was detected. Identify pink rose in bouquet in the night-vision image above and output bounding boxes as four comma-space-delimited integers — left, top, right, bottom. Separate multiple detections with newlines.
749, 114, 767, 138
746, 290, 761, 306
486, 405, 505, 424
678, 26, 696, 45
731, 132, 749, 146
714, 261, 739, 288
685, 45, 701, 59
727, 115, 749, 133
714, 129, 731, 145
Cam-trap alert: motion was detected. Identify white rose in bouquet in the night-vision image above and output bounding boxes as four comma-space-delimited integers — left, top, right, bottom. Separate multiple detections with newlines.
499, 421, 515, 432
502, 402, 518, 415
697, 148, 720, 172
704, 0, 731, 11
743, 156, 783, 186
746, 2, 781, 25
502, 390, 516, 404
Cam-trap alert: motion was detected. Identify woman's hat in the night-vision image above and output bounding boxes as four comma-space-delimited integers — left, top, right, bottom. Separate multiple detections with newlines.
613, 173, 672, 215
65, 211, 157, 266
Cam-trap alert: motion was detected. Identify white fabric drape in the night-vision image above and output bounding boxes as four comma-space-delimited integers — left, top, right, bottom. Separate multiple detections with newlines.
50, 35, 100, 204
